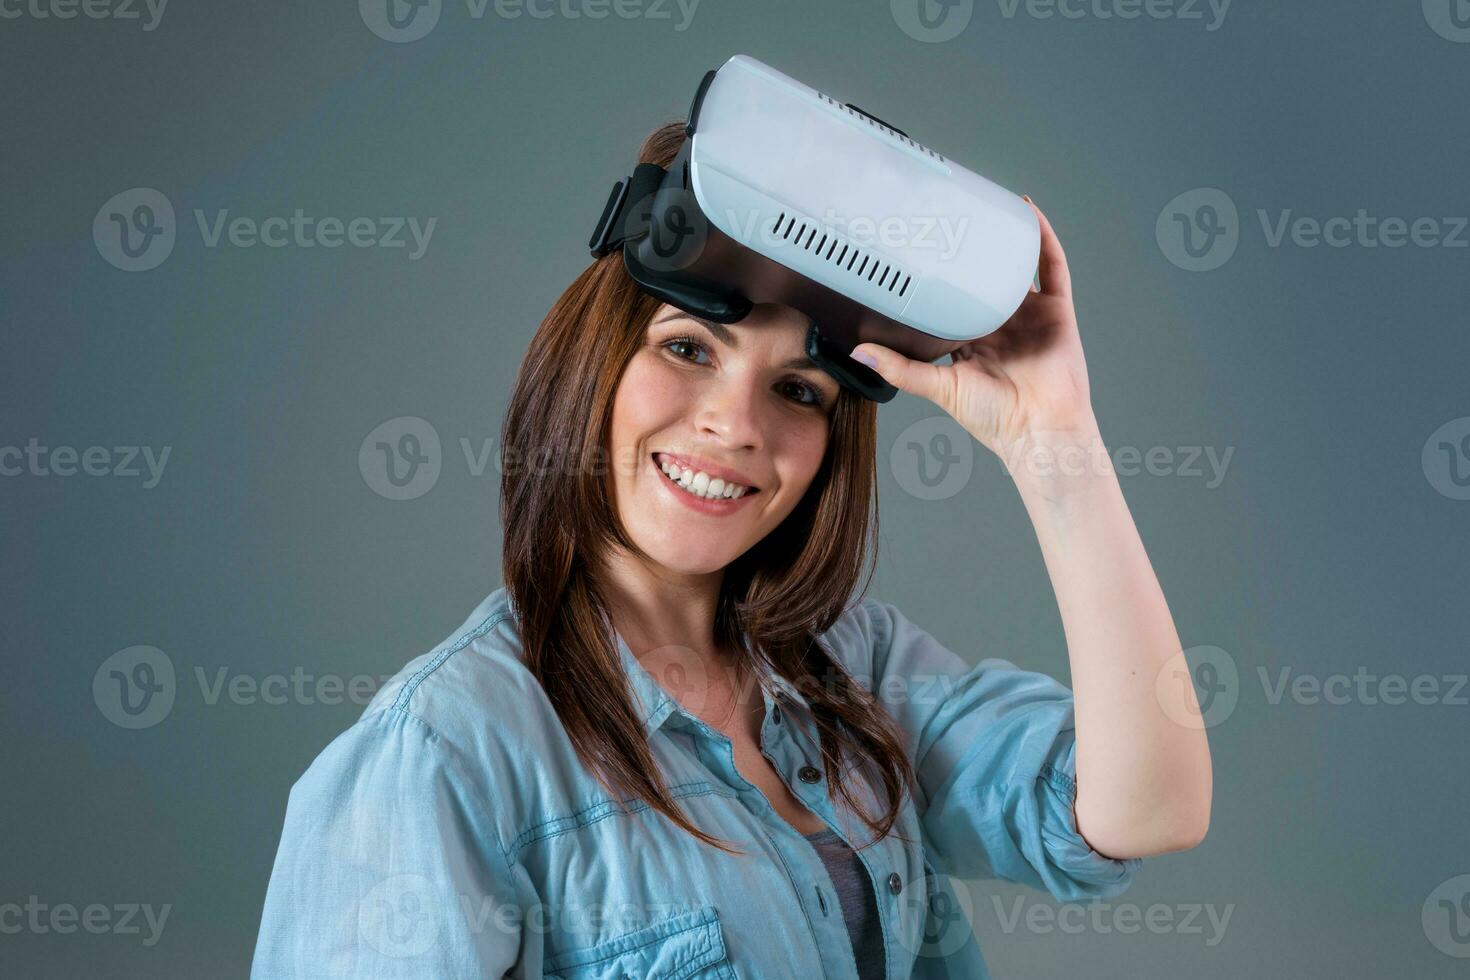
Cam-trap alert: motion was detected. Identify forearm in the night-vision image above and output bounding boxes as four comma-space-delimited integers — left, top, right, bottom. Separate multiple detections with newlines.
1002, 421, 1213, 860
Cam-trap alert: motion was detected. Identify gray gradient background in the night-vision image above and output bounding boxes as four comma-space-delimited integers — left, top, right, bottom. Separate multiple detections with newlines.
3, 1, 1468, 977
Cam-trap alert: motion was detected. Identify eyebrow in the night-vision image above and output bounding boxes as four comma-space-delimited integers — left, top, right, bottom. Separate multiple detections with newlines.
652, 310, 820, 372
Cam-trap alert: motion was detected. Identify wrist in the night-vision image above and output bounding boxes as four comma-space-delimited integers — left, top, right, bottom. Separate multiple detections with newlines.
998, 419, 1116, 500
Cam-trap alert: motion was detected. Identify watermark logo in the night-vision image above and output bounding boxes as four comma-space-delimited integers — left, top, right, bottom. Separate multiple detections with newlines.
359, 874, 439, 958
1158, 644, 1468, 728
625, 188, 711, 276
895, 0, 1231, 41
94, 188, 438, 269
997, 432, 1235, 489
359, 416, 443, 500
0, 897, 171, 946
649, 202, 974, 280
890, 416, 975, 501
1422, 417, 1470, 501
1155, 644, 1239, 729
1424, 874, 1470, 957
1423, 0, 1470, 43
1258, 666, 1467, 707
361, 0, 700, 40
638, 643, 715, 715
94, 188, 176, 272
360, 0, 443, 41
93, 646, 176, 730
892, 0, 974, 43
753, 209, 971, 265
1157, 188, 1239, 272
992, 894, 1233, 946
192, 209, 437, 259
372, 419, 1230, 503
992, 0, 1232, 30
93, 647, 398, 728
1160, 188, 1469, 271
0, 439, 172, 487
0, 0, 169, 30
895, 872, 976, 958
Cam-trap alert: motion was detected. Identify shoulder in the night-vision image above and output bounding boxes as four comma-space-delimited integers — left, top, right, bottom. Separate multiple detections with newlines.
287, 588, 578, 825
360, 586, 538, 740
816, 595, 920, 681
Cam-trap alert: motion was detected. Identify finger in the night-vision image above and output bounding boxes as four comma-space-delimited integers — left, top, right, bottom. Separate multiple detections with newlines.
850, 342, 953, 408
1023, 195, 1071, 299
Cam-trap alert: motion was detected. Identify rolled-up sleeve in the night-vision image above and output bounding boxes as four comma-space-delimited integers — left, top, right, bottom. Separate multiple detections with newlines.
250, 707, 528, 978
858, 598, 1142, 903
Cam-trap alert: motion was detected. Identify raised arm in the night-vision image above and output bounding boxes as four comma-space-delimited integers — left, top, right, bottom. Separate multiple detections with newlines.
851, 197, 1213, 860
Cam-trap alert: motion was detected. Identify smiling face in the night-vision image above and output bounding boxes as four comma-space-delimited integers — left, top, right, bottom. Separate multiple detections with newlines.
607, 303, 842, 576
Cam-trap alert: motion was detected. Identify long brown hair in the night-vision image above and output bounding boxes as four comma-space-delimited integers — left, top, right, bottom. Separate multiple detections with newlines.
500, 121, 915, 852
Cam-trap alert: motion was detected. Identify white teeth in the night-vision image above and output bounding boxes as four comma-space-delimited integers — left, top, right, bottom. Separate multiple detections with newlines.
655, 455, 751, 500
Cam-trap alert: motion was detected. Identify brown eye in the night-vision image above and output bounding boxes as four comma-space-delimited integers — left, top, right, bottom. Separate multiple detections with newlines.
662, 337, 711, 365
778, 378, 824, 407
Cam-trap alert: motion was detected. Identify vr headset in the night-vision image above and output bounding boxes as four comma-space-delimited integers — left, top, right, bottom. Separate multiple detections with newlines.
589, 54, 1040, 403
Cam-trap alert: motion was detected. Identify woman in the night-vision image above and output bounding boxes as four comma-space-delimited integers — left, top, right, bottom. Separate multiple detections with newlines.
251, 122, 1212, 979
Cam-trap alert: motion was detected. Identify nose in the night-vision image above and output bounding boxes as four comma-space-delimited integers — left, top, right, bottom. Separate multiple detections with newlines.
693, 374, 764, 451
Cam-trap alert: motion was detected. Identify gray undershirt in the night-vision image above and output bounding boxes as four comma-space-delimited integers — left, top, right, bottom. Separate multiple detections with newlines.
803, 827, 885, 980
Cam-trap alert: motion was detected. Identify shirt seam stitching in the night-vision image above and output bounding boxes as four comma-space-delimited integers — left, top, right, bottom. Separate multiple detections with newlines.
503, 781, 719, 863
547, 915, 717, 971
390, 609, 512, 713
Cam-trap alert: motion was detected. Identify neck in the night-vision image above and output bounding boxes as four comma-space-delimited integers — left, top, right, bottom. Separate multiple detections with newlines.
597, 548, 766, 735
596, 547, 726, 657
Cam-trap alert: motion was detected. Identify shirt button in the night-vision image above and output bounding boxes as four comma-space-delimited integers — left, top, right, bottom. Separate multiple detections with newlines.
887, 872, 902, 895
798, 765, 821, 784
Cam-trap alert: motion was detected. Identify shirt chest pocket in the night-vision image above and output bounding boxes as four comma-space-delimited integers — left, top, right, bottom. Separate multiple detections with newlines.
545, 907, 736, 980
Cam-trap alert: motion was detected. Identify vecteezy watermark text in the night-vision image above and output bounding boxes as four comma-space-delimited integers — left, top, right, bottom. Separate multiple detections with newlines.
94, 188, 437, 271
358, 416, 1237, 502
891, 0, 1232, 44
359, 0, 702, 43
991, 895, 1233, 947
0, 0, 168, 29
0, 897, 170, 947
93, 645, 396, 729
1157, 644, 1470, 729
1158, 188, 1469, 272
1, 439, 170, 488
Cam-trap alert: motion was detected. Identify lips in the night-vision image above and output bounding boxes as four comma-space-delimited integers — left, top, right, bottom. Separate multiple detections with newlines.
652, 452, 761, 498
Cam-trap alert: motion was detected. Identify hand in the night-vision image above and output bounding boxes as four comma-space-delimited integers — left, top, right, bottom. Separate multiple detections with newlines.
851, 197, 1098, 458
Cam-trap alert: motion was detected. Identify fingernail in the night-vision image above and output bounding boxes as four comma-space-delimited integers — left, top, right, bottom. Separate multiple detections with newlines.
1022, 194, 1033, 204
851, 350, 878, 370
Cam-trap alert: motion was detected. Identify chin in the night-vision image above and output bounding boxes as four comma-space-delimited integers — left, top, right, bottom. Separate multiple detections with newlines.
634, 536, 742, 577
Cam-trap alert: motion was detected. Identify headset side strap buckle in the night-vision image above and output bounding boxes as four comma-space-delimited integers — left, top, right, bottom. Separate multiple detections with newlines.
588, 177, 631, 257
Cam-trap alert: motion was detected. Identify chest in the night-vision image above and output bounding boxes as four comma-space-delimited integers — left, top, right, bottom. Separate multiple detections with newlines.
724, 725, 831, 835
511, 733, 934, 980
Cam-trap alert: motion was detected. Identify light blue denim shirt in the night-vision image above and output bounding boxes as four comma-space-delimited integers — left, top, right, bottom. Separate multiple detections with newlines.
251, 587, 1141, 979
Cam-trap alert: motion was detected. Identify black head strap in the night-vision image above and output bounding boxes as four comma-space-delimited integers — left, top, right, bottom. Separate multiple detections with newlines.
588, 162, 668, 258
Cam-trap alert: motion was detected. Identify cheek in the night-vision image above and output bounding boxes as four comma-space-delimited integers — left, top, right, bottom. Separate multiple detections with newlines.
610, 354, 689, 461
771, 419, 831, 506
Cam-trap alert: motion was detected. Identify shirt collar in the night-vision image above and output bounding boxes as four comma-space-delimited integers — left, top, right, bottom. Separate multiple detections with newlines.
613, 629, 811, 735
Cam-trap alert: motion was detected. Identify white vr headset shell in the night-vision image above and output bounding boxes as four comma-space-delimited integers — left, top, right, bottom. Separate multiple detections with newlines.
590, 54, 1040, 402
